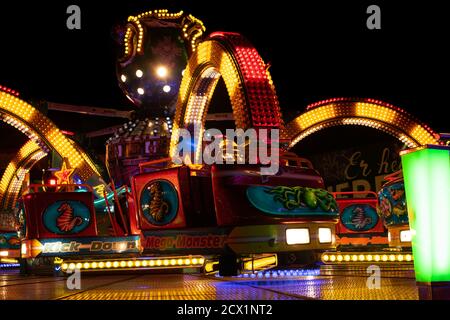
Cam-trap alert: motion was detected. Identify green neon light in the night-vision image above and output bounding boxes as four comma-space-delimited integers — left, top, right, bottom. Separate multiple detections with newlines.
401, 145, 450, 282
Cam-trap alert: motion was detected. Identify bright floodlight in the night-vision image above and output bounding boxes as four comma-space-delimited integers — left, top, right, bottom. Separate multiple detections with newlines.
136, 69, 143, 78
137, 88, 144, 95
156, 66, 168, 78
318, 227, 332, 244
163, 85, 171, 93
121, 74, 127, 82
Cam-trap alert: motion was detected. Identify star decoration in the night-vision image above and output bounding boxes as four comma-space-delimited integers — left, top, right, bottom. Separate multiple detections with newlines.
54, 159, 75, 185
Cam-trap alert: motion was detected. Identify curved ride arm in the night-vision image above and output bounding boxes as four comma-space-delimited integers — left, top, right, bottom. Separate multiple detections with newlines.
286, 98, 440, 150
169, 32, 288, 164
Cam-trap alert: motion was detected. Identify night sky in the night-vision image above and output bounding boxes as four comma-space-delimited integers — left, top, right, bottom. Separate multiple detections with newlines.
0, 0, 448, 155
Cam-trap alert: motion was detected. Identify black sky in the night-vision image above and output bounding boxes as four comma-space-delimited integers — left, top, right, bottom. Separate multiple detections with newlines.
0, 0, 448, 135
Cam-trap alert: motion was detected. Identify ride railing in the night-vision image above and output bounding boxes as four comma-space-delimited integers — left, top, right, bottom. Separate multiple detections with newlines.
25, 183, 94, 193
332, 191, 378, 199
102, 183, 130, 237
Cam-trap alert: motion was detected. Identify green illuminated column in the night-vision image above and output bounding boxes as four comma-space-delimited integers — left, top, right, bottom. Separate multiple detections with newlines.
401, 145, 450, 300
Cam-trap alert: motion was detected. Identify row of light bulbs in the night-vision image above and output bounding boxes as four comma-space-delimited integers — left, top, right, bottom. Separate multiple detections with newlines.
0, 85, 19, 96
171, 36, 256, 158
287, 101, 439, 148
124, 10, 204, 57
303, 99, 439, 145
2, 90, 101, 182
107, 118, 173, 144
0, 140, 46, 208
183, 14, 206, 52
322, 252, 413, 263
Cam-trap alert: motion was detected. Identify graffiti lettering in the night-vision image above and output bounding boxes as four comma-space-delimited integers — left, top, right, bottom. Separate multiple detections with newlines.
344, 152, 372, 180
318, 144, 402, 193
378, 148, 401, 174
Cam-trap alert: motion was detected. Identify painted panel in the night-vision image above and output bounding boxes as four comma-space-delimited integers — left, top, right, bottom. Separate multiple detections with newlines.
247, 186, 339, 217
